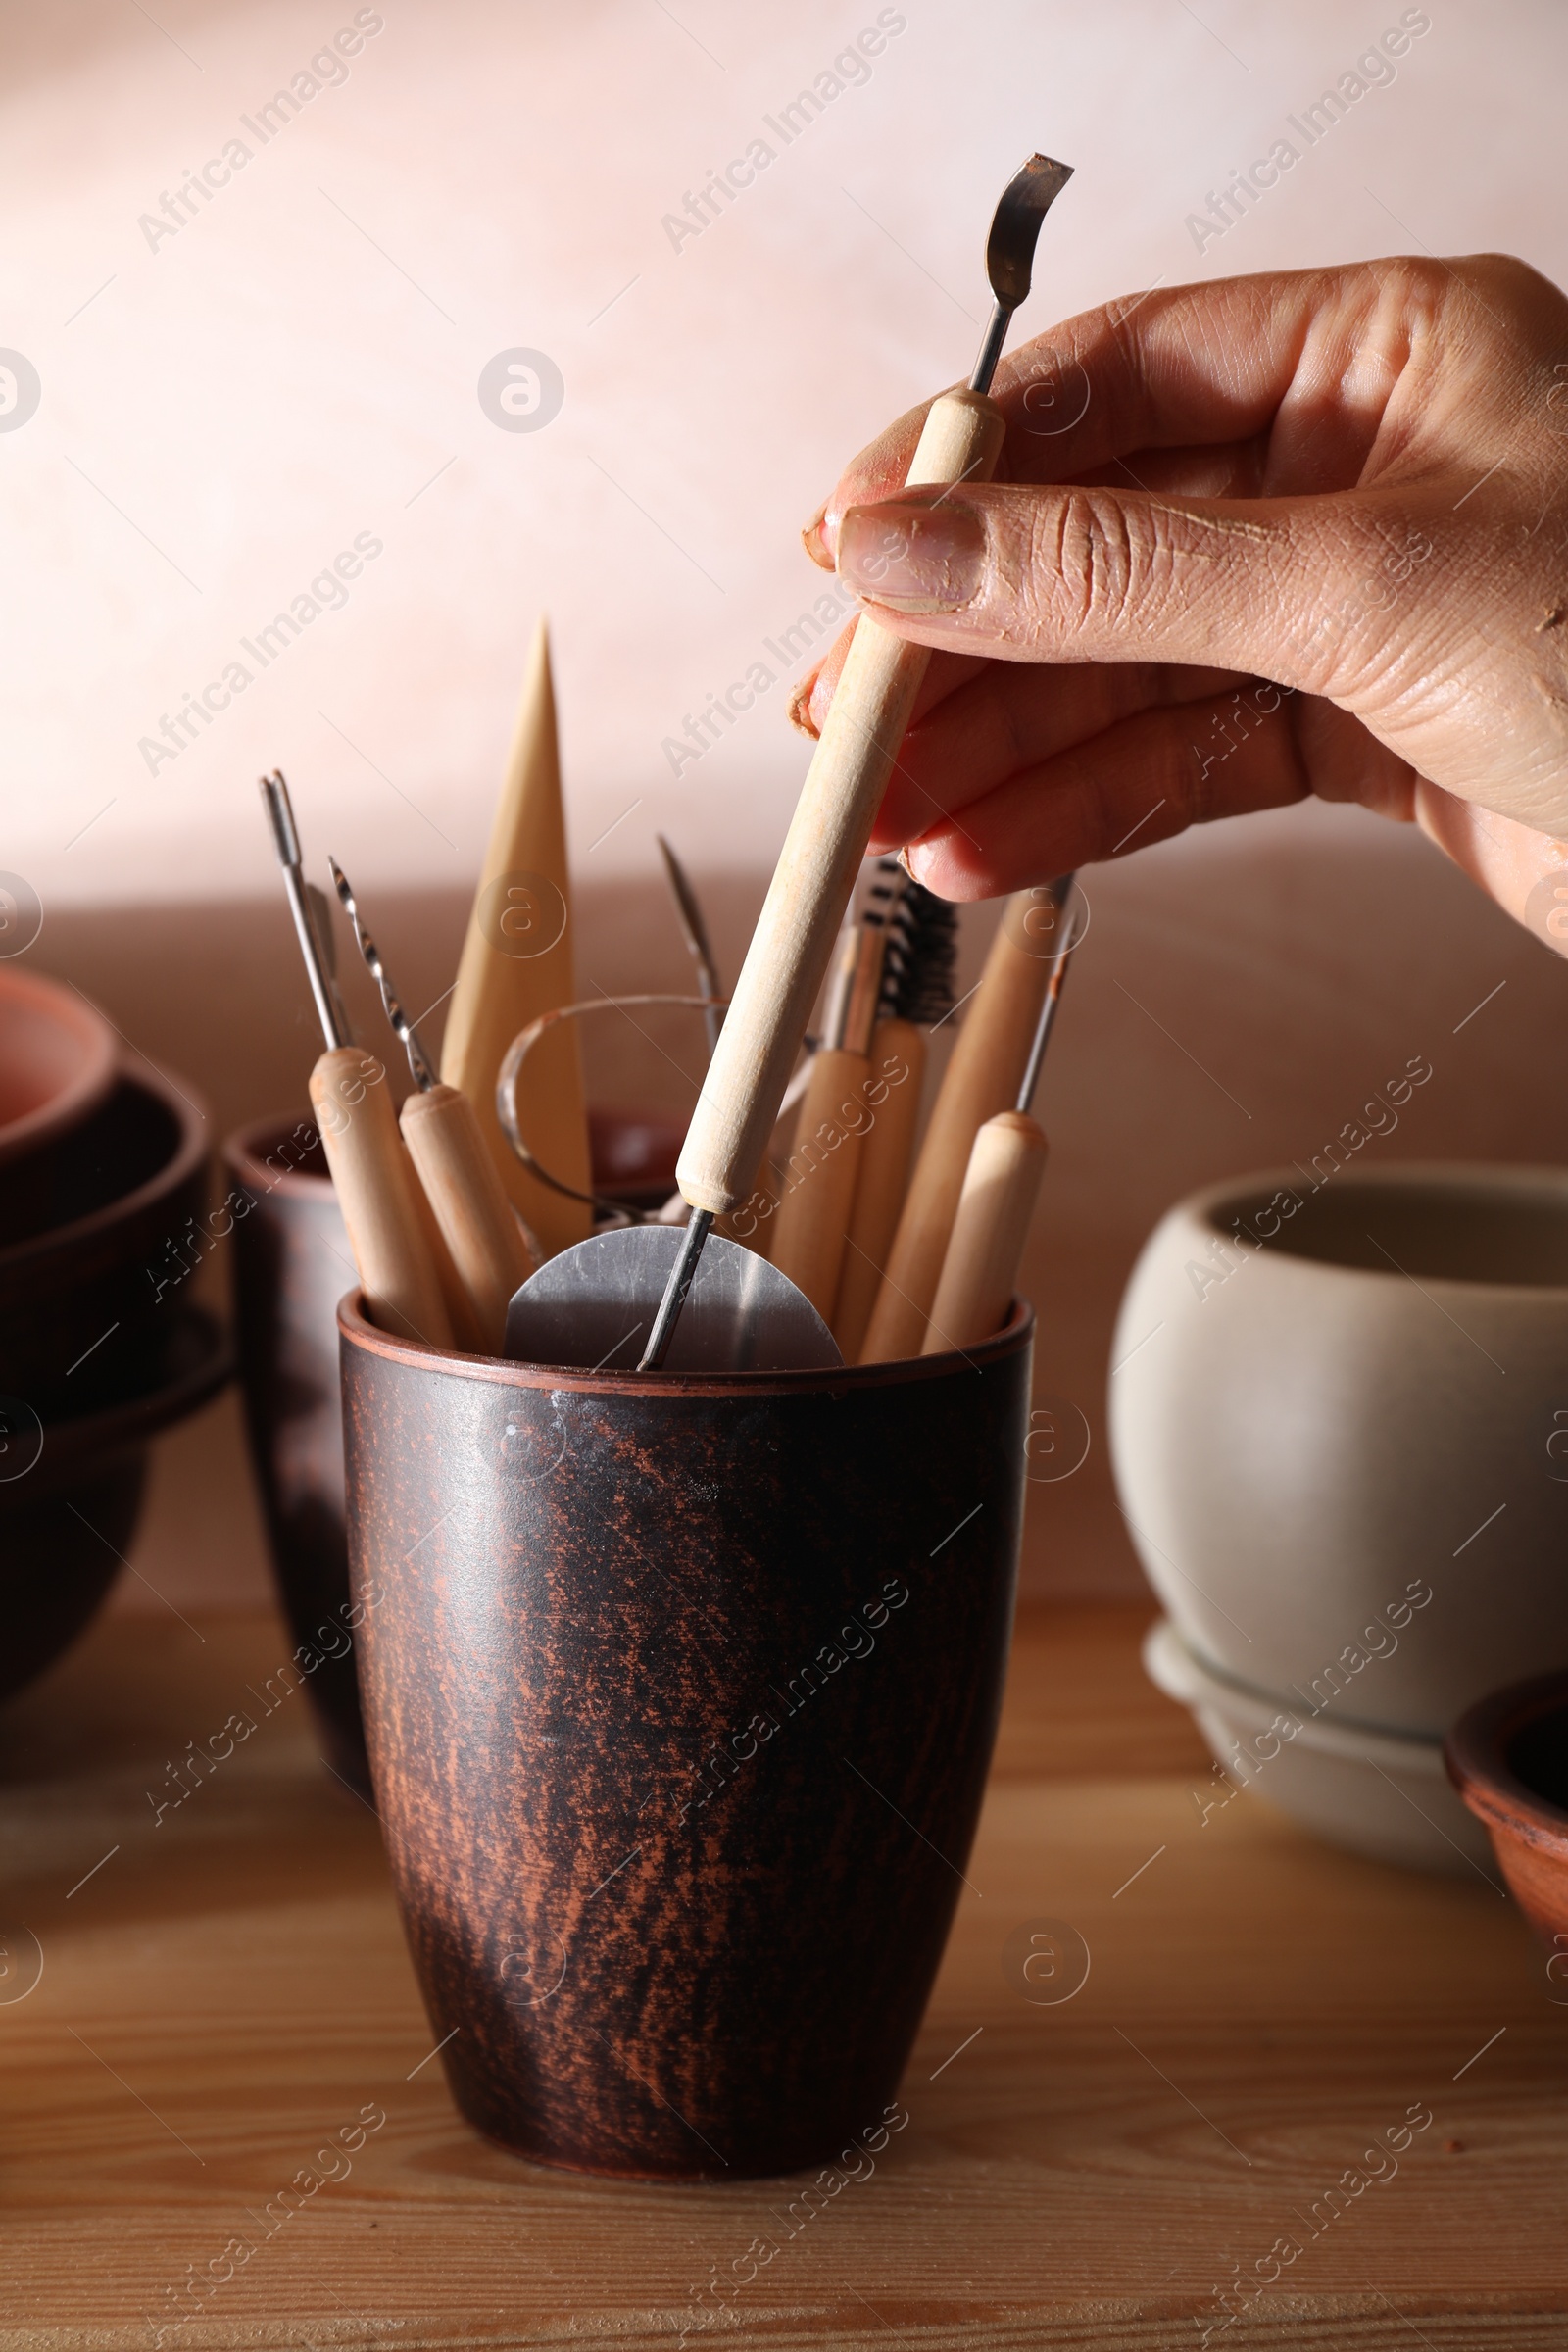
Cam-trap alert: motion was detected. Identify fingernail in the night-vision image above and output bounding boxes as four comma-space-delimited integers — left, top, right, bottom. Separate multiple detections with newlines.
800, 501, 834, 570
836, 500, 986, 612
787, 663, 824, 738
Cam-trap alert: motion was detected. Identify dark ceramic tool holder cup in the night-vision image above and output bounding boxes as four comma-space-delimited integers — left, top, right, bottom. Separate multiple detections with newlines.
340, 1294, 1033, 2179
223, 1117, 368, 1789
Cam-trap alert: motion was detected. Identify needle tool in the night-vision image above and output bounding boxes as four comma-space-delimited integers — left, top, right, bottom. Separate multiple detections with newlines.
259, 772, 453, 1349
640, 152, 1074, 1372
329, 858, 533, 1353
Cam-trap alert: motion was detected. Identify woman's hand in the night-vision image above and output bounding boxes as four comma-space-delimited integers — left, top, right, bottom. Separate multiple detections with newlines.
797, 256, 1568, 946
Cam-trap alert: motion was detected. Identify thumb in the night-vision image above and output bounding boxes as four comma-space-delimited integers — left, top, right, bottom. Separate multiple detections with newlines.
832, 479, 1402, 698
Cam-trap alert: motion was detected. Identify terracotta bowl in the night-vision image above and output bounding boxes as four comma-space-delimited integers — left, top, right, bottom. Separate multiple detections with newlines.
0, 1302, 230, 1704
1447, 1672, 1568, 1940
0, 966, 117, 1169
0, 1064, 210, 1418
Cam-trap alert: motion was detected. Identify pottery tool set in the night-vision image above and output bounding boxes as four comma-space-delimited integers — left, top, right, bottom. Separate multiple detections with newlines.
258, 155, 1077, 1383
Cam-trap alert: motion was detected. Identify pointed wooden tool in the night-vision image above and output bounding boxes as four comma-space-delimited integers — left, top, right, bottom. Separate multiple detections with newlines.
440, 621, 592, 1262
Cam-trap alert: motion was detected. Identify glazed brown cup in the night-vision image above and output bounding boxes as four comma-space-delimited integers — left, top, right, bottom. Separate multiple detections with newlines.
222, 1115, 368, 1790
339, 1293, 1033, 2180
1446, 1673, 1568, 1943
222, 1109, 699, 1795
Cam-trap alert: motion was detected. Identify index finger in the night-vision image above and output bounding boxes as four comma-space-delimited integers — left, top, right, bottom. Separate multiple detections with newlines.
805, 260, 1452, 562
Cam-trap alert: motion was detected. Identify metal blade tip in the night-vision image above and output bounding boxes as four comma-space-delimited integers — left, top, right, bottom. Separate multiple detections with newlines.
986, 154, 1074, 311
259, 771, 300, 867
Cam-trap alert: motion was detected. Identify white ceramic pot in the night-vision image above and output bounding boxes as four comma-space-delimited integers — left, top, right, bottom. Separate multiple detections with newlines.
1144, 1620, 1493, 1874
1110, 1164, 1568, 1740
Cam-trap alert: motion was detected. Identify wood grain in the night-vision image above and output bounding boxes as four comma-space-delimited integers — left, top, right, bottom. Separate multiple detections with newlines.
438, 619, 591, 1262
0, 1602, 1563, 2346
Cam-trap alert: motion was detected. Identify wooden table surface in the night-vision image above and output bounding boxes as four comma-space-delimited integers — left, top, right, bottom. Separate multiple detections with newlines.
2, 1598, 1565, 2350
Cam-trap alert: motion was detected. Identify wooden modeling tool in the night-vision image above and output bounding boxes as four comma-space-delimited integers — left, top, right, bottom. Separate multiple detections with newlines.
861, 872, 1076, 1362
833, 869, 957, 1361
769, 866, 898, 1324
657, 835, 723, 1057
640, 152, 1073, 1372
922, 875, 1077, 1353
440, 619, 591, 1262
259, 773, 453, 1350
330, 858, 533, 1353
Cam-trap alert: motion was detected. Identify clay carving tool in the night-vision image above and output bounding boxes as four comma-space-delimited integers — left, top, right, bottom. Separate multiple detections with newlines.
833, 869, 957, 1361
330, 858, 533, 1353
440, 618, 592, 1262
861, 872, 1076, 1362
922, 876, 1078, 1352
657, 834, 724, 1056
769, 865, 899, 1324
259, 773, 454, 1349
502, 1221, 840, 1374
494, 998, 841, 1369
639, 153, 1073, 1372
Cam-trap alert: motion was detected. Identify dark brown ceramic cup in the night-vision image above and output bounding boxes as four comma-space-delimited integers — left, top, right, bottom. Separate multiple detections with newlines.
222, 1109, 697, 1795
339, 1293, 1033, 2180
222, 1116, 367, 1790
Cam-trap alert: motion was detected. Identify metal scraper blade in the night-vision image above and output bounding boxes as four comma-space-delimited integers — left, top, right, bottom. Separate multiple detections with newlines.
502, 1224, 842, 1375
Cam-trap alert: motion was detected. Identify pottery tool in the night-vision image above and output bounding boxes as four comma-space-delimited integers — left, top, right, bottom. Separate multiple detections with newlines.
259, 773, 453, 1349
330, 858, 533, 1353
861, 873, 1076, 1361
440, 619, 592, 1262
768, 864, 900, 1323
657, 835, 723, 1057
638, 153, 1073, 1373
503, 1222, 839, 1373
833, 871, 957, 1361
922, 880, 1077, 1352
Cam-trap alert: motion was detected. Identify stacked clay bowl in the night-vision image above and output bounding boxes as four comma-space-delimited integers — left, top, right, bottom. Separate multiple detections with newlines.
0, 968, 227, 1700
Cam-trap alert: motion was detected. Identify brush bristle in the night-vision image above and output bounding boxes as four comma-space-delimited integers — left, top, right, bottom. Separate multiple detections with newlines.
880, 865, 958, 1026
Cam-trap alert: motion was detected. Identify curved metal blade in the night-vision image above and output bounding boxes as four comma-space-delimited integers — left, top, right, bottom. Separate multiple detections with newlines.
985, 153, 1073, 311
503, 1224, 841, 1374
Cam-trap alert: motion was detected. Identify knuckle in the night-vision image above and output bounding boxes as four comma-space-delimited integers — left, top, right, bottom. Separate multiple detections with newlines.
1044, 489, 1154, 637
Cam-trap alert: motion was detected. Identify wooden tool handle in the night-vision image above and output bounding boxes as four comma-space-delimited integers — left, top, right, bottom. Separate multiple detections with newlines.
676, 388, 1006, 1219
768, 1046, 871, 1323
835, 1019, 925, 1362
862, 892, 1058, 1362
404, 1138, 489, 1353
922, 1110, 1048, 1354
401, 1083, 536, 1353
309, 1047, 454, 1348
